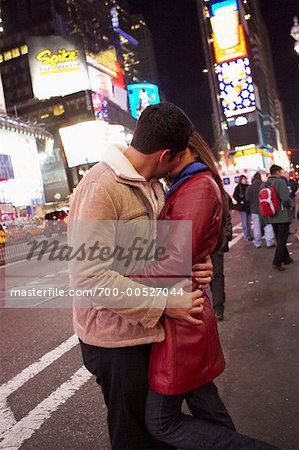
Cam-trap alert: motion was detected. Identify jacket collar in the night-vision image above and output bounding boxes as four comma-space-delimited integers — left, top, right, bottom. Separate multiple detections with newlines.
166, 162, 208, 198
103, 143, 146, 182
102, 143, 165, 215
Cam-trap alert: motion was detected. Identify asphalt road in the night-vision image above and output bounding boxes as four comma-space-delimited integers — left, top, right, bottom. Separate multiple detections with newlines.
0, 212, 298, 449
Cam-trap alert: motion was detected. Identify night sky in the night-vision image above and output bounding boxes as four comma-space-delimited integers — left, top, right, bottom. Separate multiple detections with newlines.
129, 0, 299, 151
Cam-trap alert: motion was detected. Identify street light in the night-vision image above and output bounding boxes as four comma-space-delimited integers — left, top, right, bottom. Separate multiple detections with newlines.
290, 16, 299, 55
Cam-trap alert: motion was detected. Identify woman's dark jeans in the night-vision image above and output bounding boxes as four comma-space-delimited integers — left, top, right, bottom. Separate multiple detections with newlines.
145, 382, 278, 449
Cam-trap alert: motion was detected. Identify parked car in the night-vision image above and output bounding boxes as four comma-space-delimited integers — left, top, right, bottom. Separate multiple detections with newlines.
44, 210, 68, 237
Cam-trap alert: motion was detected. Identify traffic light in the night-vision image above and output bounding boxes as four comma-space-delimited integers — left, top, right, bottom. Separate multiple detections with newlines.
287, 149, 293, 156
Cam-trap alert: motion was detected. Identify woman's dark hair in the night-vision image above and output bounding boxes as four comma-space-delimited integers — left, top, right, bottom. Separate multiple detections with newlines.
131, 102, 195, 155
188, 132, 228, 252
238, 175, 247, 184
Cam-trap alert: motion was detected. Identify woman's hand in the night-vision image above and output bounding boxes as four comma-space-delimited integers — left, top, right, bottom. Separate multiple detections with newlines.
192, 255, 213, 289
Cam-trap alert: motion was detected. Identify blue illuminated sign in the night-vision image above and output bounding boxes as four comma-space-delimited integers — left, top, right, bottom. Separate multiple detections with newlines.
216, 57, 256, 118
127, 83, 160, 119
211, 0, 238, 16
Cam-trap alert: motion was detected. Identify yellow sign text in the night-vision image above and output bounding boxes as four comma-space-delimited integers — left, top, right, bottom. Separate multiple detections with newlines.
36, 48, 79, 68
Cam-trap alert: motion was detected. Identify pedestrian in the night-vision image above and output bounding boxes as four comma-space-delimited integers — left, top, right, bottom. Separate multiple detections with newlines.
285, 171, 298, 219
260, 164, 293, 271
233, 175, 253, 241
140, 132, 277, 449
245, 172, 275, 248
211, 192, 233, 321
245, 172, 263, 247
68, 103, 213, 449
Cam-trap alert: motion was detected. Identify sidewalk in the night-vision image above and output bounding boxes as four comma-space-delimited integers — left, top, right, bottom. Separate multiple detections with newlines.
215, 224, 299, 449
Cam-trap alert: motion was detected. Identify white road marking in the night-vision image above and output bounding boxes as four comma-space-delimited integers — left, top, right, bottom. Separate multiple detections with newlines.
0, 366, 92, 449
0, 401, 17, 436
0, 334, 79, 438
0, 334, 78, 401
230, 222, 243, 248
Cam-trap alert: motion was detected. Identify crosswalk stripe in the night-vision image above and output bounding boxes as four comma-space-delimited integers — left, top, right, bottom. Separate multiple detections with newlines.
0, 367, 92, 449
0, 334, 78, 401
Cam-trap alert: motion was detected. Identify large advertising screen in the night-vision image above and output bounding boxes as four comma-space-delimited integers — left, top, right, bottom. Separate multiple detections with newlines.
212, 24, 247, 63
59, 121, 127, 168
210, 0, 247, 63
216, 57, 256, 118
27, 36, 90, 100
0, 129, 45, 206
127, 83, 160, 119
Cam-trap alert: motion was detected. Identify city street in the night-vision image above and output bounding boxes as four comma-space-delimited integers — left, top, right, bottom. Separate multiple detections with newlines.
0, 212, 298, 449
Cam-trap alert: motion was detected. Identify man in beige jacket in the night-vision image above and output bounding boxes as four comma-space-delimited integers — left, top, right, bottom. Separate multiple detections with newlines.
68, 103, 212, 449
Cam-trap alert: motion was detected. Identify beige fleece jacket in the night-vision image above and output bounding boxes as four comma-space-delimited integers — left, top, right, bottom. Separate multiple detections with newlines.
68, 144, 167, 347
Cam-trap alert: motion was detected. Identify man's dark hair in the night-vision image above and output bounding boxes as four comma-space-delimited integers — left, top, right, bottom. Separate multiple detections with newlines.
270, 164, 283, 175
131, 102, 195, 155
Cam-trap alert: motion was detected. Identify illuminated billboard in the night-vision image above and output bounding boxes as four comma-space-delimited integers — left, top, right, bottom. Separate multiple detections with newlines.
127, 83, 160, 119
210, 0, 238, 16
212, 24, 247, 63
28, 36, 90, 100
210, 0, 239, 48
210, 0, 248, 63
91, 93, 109, 121
0, 129, 45, 206
59, 121, 127, 167
216, 57, 256, 118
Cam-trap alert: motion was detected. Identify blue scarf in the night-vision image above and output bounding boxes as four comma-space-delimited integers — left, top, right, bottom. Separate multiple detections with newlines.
166, 162, 208, 199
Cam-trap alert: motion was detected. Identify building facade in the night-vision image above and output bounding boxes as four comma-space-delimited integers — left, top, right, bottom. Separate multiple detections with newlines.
0, 0, 154, 201
197, 0, 289, 172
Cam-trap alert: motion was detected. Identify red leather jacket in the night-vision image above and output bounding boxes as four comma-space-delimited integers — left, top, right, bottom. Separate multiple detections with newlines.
135, 171, 225, 394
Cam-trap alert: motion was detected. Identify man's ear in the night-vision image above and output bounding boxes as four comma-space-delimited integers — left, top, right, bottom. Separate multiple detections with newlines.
159, 149, 171, 163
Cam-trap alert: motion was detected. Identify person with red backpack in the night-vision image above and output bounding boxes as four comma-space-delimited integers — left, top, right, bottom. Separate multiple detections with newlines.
259, 164, 293, 271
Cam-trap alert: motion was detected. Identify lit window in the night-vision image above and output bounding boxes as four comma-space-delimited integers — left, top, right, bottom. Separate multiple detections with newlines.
4, 51, 12, 61
53, 105, 65, 116
12, 48, 20, 58
20, 45, 28, 55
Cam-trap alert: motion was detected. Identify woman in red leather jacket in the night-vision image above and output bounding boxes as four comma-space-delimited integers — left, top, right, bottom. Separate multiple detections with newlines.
135, 132, 277, 449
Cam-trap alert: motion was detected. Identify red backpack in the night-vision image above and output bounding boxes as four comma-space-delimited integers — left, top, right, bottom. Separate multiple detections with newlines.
259, 182, 280, 216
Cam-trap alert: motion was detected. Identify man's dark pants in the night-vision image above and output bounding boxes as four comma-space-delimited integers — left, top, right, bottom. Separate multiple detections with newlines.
272, 223, 291, 266
79, 339, 175, 449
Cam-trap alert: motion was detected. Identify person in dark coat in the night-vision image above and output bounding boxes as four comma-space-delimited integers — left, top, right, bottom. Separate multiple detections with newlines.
262, 165, 293, 271
233, 175, 252, 241
211, 193, 233, 321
